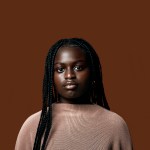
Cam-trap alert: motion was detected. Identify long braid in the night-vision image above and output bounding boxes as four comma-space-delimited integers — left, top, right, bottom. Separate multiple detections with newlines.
33, 41, 64, 150
41, 43, 63, 149
41, 51, 54, 150
33, 53, 51, 150
33, 60, 50, 149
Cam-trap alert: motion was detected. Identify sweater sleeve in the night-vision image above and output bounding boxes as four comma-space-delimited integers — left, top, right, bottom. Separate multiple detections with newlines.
111, 113, 133, 150
15, 112, 40, 150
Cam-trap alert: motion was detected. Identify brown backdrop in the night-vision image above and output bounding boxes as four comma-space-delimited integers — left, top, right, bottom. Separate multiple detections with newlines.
0, 0, 149, 149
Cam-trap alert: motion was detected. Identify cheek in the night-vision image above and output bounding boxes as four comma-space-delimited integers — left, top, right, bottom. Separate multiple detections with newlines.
77, 70, 91, 87
54, 73, 63, 89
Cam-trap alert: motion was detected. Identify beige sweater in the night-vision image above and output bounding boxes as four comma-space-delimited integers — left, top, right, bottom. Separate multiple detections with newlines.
15, 103, 133, 150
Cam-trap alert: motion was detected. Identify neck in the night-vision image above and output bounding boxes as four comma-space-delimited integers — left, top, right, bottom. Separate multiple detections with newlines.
58, 96, 92, 104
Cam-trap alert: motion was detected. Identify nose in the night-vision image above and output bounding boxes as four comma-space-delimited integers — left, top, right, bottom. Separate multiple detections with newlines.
65, 68, 76, 79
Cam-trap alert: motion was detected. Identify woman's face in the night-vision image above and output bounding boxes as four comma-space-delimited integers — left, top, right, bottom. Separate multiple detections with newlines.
54, 46, 91, 104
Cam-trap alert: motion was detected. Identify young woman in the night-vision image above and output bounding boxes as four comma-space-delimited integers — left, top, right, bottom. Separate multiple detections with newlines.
15, 38, 133, 150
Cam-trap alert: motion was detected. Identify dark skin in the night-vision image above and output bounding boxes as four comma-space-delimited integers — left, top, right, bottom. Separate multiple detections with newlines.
54, 46, 92, 104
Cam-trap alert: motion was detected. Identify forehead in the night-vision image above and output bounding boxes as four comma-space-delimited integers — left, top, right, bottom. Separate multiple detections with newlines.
54, 46, 87, 63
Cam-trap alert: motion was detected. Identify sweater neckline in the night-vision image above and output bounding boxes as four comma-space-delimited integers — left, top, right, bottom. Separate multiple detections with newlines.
52, 102, 98, 112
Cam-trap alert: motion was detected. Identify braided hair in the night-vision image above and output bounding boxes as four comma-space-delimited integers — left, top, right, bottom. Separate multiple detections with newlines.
33, 38, 110, 150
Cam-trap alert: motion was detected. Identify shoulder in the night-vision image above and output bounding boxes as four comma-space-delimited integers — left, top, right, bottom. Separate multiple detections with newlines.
106, 109, 128, 128
95, 105, 128, 127
15, 111, 41, 150
20, 110, 41, 131
94, 105, 131, 137
96, 106, 133, 149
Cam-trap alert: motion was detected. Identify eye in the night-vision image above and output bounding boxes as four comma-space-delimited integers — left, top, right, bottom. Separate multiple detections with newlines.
74, 65, 83, 71
55, 67, 65, 73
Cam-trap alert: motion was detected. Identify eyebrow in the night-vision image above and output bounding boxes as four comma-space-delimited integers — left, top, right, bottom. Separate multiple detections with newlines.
54, 60, 87, 65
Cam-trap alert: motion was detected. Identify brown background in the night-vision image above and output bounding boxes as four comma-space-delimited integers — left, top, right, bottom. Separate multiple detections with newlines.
0, 0, 149, 149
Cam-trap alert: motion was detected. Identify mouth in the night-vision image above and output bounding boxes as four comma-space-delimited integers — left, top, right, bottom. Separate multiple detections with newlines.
64, 82, 78, 90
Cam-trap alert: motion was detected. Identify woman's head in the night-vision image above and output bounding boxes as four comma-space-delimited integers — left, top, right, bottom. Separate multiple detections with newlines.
44, 38, 109, 106
33, 38, 110, 150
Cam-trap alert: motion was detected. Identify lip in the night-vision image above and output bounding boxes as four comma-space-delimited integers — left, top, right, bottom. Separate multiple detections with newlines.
64, 82, 78, 90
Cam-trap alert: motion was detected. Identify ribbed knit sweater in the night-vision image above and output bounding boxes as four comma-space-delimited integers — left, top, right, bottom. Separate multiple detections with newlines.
15, 103, 133, 150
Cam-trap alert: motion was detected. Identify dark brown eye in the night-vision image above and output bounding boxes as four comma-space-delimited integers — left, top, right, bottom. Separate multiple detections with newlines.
56, 67, 65, 73
74, 66, 83, 71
